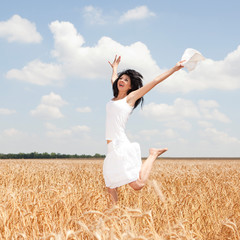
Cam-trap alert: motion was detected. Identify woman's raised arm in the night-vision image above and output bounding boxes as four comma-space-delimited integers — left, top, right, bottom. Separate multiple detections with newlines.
128, 61, 184, 105
108, 55, 121, 85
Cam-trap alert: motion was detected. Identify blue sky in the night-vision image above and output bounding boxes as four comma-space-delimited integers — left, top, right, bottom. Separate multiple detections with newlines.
0, 0, 240, 157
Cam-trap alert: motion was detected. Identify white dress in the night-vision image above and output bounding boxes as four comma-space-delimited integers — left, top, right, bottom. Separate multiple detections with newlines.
103, 96, 142, 189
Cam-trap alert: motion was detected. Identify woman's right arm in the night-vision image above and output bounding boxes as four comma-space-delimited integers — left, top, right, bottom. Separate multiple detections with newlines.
127, 61, 184, 106
108, 55, 121, 85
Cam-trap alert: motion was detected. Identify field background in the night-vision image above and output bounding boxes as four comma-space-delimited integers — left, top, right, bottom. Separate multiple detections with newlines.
0, 158, 240, 239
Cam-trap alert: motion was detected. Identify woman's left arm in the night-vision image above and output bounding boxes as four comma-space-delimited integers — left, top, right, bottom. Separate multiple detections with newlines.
128, 61, 184, 104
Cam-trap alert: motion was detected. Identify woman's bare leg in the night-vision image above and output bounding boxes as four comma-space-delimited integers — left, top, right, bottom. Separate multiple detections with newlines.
129, 148, 167, 190
107, 187, 118, 203
139, 148, 168, 183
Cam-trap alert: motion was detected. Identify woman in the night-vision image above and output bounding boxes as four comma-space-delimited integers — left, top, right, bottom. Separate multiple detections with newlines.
103, 55, 184, 203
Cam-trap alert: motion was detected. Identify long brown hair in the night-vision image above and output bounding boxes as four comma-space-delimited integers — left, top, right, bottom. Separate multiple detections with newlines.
112, 69, 144, 109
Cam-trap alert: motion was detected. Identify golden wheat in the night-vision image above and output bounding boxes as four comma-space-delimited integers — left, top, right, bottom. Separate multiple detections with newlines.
0, 159, 240, 239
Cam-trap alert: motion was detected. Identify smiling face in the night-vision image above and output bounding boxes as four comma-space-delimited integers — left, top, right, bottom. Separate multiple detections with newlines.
117, 74, 131, 93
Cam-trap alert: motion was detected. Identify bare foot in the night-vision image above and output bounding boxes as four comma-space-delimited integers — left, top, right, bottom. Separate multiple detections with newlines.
149, 148, 168, 158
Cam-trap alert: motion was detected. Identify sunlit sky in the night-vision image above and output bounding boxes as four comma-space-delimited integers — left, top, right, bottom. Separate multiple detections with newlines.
1, 0, 240, 157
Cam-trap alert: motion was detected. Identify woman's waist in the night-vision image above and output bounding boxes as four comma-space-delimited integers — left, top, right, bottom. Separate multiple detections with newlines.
106, 135, 129, 145
106, 131, 128, 142
106, 137, 131, 153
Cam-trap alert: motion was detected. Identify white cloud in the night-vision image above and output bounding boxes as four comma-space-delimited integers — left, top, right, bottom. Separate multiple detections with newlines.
50, 21, 85, 59
165, 119, 192, 131
139, 129, 160, 136
163, 129, 179, 139
47, 128, 72, 138
119, 5, 155, 23
198, 100, 230, 123
202, 128, 240, 145
49, 20, 160, 80
31, 104, 64, 119
3, 128, 23, 137
45, 122, 56, 130
76, 107, 92, 113
7, 19, 240, 94
198, 120, 213, 128
141, 98, 230, 130
6, 60, 64, 86
159, 45, 240, 93
82, 5, 155, 25
138, 129, 160, 141
141, 98, 200, 122
31, 92, 67, 119
0, 108, 16, 115
83, 5, 106, 25
71, 125, 90, 132
46, 124, 90, 138
0, 15, 42, 43
41, 92, 67, 107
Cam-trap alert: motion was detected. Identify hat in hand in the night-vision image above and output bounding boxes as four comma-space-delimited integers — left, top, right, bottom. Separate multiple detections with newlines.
181, 48, 205, 71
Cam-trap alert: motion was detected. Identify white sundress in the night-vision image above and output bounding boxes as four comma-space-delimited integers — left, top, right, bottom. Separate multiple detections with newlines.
103, 96, 142, 189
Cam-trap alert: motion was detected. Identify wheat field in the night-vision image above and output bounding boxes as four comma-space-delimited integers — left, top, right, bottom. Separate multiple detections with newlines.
0, 158, 240, 240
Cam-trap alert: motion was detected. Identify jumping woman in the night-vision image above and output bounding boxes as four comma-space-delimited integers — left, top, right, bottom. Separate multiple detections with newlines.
103, 55, 184, 203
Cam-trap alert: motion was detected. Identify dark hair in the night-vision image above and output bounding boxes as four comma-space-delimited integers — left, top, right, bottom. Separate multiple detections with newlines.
112, 69, 144, 109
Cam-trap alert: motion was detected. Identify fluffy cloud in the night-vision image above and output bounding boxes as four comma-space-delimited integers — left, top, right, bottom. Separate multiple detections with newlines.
141, 98, 230, 129
165, 119, 192, 131
0, 15, 42, 43
0, 108, 16, 115
45, 123, 90, 138
138, 129, 160, 141
41, 92, 67, 107
201, 128, 240, 145
159, 45, 240, 93
141, 98, 200, 122
76, 107, 92, 113
6, 60, 64, 86
49, 20, 160, 81
119, 6, 155, 23
82, 5, 155, 25
198, 120, 213, 128
140, 128, 179, 140
6, 18, 240, 94
31, 105, 64, 119
198, 100, 230, 123
48, 21, 240, 92
71, 125, 90, 132
3, 128, 24, 137
31, 92, 67, 119
163, 128, 179, 139
83, 5, 106, 25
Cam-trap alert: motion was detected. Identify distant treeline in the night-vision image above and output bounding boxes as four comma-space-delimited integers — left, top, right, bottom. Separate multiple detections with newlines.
0, 152, 105, 159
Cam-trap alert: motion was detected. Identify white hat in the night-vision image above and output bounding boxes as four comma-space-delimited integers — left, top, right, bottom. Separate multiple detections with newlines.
181, 48, 205, 71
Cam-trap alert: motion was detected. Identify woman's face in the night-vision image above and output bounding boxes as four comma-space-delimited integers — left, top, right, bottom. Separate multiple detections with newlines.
117, 74, 131, 92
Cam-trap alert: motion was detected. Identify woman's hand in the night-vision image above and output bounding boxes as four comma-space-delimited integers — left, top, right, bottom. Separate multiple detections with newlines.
109, 55, 121, 84
173, 60, 185, 71
108, 55, 121, 69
